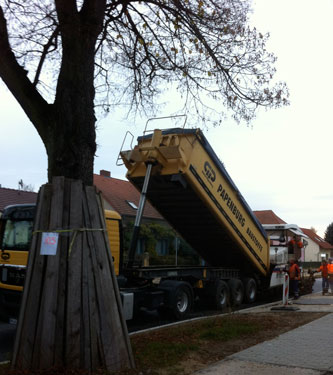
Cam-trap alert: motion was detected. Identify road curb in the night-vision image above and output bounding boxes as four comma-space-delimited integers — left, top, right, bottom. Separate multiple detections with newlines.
129, 300, 283, 336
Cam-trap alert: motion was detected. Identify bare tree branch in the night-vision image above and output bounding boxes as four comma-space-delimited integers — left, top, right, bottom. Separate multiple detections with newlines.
0, 0, 289, 183
33, 25, 59, 87
0, 5, 50, 139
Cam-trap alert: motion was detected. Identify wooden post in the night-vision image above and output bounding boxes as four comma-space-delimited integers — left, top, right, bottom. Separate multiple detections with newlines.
12, 177, 134, 372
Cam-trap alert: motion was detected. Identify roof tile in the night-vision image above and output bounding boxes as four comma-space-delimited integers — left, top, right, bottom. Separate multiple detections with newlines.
301, 228, 333, 250
253, 210, 286, 225
93, 174, 163, 220
1, 176, 163, 221
0, 187, 37, 212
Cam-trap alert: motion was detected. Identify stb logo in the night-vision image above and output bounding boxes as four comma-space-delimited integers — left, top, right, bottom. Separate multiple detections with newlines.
203, 161, 216, 183
43, 236, 57, 245
1, 252, 10, 261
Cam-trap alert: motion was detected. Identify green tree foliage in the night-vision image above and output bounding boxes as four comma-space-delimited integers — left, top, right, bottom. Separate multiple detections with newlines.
324, 222, 333, 245
123, 220, 200, 265
0, 0, 289, 185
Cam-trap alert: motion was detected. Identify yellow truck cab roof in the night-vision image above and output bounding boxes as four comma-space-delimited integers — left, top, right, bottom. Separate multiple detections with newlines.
104, 209, 121, 220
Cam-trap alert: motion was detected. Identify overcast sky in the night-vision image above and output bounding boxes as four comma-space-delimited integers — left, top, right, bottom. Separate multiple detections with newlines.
1, 0, 333, 237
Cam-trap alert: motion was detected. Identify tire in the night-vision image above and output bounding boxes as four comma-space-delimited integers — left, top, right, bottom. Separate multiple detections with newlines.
158, 280, 193, 320
243, 278, 257, 304
173, 284, 192, 319
228, 278, 244, 306
204, 280, 229, 310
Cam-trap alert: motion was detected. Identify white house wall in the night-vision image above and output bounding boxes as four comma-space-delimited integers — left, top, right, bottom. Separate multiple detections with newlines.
304, 238, 332, 262
304, 238, 320, 262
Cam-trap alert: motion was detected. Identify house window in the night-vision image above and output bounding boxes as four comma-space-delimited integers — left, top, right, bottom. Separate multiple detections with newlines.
156, 239, 169, 256
136, 238, 145, 254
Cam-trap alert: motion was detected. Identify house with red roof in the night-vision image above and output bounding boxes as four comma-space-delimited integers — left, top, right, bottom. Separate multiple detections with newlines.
300, 228, 333, 262
1, 172, 175, 258
1, 172, 163, 225
94, 170, 184, 258
0, 172, 165, 227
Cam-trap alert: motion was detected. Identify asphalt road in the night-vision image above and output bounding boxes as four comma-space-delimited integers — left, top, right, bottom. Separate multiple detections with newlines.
0, 278, 323, 363
312, 277, 321, 293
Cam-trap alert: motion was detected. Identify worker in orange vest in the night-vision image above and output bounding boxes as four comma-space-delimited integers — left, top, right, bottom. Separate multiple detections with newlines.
315, 259, 329, 295
327, 258, 333, 295
288, 259, 301, 299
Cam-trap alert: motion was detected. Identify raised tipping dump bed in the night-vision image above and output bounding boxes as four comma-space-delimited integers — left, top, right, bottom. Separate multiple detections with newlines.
121, 128, 270, 276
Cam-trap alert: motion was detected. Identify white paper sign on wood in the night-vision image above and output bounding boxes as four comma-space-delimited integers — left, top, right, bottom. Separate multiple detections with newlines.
40, 232, 59, 255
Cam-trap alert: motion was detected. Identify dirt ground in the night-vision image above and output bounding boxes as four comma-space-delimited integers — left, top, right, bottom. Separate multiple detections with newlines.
131, 311, 327, 375
2, 311, 326, 375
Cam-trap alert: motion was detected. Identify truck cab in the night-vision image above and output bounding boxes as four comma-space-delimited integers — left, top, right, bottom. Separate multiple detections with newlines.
263, 223, 308, 265
0, 204, 124, 321
263, 223, 309, 288
0, 204, 35, 318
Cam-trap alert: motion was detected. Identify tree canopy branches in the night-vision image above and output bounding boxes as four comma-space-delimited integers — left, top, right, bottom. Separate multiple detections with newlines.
0, 0, 289, 126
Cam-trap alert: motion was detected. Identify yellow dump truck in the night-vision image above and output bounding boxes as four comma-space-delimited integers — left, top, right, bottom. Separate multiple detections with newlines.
0, 128, 294, 322
121, 128, 269, 276
119, 127, 289, 317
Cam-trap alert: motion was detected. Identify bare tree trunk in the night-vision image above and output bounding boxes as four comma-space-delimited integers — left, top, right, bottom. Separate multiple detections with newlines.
44, 113, 96, 186
2, 3, 134, 371
0, 3, 105, 186
12, 177, 134, 372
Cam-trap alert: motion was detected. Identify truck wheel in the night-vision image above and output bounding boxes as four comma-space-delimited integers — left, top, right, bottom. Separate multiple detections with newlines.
228, 279, 244, 306
214, 280, 229, 310
243, 278, 257, 303
204, 280, 229, 310
158, 280, 193, 319
172, 284, 193, 319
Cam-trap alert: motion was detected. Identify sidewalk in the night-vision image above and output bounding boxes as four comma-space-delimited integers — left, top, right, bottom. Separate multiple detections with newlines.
193, 292, 333, 375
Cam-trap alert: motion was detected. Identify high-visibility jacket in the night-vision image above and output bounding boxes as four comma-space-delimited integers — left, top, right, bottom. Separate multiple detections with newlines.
289, 263, 301, 280
318, 264, 328, 278
327, 263, 333, 277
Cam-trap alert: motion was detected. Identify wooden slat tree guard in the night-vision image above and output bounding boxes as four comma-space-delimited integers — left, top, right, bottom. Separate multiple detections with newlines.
11, 177, 134, 372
